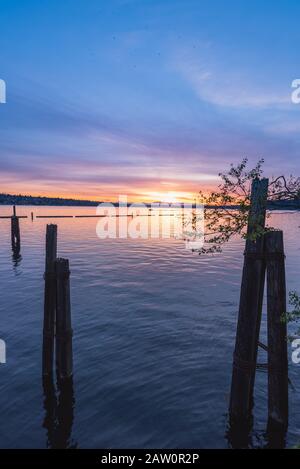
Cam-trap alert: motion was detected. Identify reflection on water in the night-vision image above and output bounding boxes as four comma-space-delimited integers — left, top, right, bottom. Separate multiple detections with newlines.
43, 376, 76, 449
226, 417, 254, 449
0, 206, 300, 448
11, 247, 22, 271
226, 410, 287, 449
42, 377, 56, 448
265, 420, 286, 449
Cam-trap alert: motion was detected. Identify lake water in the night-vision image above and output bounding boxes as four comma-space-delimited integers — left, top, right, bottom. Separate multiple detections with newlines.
0, 206, 300, 449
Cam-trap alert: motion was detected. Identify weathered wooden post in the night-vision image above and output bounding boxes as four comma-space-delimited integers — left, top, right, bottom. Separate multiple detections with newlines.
31, 212, 34, 221
229, 178, 269, 423
11, 214, 21, 252
55, 258, 73, 380
43, 224, 57, 377
265, 230, 288, 431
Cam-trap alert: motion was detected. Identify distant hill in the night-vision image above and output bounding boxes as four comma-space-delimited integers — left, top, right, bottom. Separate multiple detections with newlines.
0, 193, 100, 206
0, 193, 299, 209
267, 199, 300, 210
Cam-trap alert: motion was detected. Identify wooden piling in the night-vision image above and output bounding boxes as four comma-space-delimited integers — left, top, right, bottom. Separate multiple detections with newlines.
11, 215, 21, 252
31, 212, 34, 221
229, 178, 269, 423
55, 258, 73, 380
265, 230, 288, 431
43, 224, 57, 377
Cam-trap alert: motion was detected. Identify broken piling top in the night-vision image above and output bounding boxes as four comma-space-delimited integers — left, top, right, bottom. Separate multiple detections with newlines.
246, 178, 269, 245
45, 225, 57, 273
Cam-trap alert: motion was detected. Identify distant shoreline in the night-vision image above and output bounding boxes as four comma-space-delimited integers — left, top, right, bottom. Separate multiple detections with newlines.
0, 193, 100, 207
0, 193, 299, 210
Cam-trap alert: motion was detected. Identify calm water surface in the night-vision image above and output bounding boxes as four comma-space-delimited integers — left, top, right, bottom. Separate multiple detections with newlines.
0, 206, 300, 448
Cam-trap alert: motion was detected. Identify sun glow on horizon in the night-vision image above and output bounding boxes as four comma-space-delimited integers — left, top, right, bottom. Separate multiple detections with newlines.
140, 191, 197, 204
0, 182, 214, 205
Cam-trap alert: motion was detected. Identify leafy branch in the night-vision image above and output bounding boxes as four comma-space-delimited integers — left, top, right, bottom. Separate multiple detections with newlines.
195, 158, 300, 337
281, 291, 300, 340
196, 157, 299, 255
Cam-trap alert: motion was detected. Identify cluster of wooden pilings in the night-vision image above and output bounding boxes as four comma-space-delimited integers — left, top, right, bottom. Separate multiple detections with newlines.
229, 178, 288, 438
43, 224, 73, 381
0, 210, 75, 446
42, 224, 75, 448
1, 207, 74, 377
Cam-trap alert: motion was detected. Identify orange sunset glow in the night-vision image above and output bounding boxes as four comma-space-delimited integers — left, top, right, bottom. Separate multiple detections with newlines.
0, 175, 216, 204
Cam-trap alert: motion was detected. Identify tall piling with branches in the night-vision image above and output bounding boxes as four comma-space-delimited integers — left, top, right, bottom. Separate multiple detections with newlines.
265, 230, 288, 431
229, 178, 269, 423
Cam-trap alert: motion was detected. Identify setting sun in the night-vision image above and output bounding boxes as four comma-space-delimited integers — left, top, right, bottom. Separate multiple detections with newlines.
141, 191, 197, 204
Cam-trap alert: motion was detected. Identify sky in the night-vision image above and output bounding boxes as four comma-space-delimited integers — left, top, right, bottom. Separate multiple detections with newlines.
0, 0, 300, 202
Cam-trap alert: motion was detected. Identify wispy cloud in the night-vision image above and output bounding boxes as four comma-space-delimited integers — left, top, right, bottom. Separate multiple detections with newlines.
264, 120, 300, 135
173, 49, 290, 109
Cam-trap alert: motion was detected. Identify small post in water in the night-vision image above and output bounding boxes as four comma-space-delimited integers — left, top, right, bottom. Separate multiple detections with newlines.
43, 224, 57, 377
55, 258, 73, 380
265, 230, 288, 431
11, 205, 20, 252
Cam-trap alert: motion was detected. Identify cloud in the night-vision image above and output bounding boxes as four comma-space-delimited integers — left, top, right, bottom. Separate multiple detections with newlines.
1, 76, 298, 199
264, 120, 300, 135
173, 50, 290, 109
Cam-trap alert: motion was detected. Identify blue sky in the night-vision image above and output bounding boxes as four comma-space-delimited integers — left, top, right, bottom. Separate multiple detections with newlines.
0, 0, 300, 201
